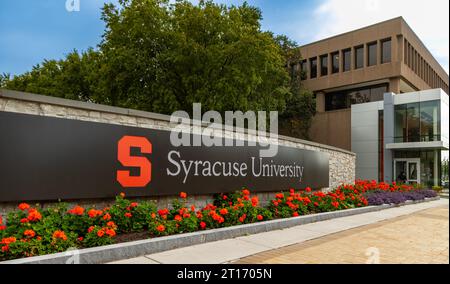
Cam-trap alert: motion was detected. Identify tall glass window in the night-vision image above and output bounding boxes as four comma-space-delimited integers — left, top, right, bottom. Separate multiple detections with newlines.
320, 55, 328, 76
310, 57, 317, 78
342, 49, 351, 72
420, 100, 440, 141
331, 52, 339, 73
367, 42, 377, 66
355, 46, 364, 69
300, 60, 307, 80
394, 100, 441, 142
381, 38, 391, 63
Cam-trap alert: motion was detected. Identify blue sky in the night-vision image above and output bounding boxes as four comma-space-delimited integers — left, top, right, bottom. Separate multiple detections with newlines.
1, 0, 449, 76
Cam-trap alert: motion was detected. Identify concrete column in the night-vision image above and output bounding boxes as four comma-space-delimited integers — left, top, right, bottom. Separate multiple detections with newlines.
395, 35, 403, 63
389, 78, 401, 94
383, 92, 395, 183
316, 92, 326, 113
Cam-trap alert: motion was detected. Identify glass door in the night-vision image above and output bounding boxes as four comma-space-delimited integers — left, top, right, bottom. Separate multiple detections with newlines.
394, 159, 420, 184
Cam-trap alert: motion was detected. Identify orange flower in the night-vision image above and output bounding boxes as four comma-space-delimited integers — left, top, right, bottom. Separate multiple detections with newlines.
151, 213, 156, 219
103, 213, 112, 221
105, 228, 116, 237
27, 209, 42, 222
52, 230, 67, 241
88, 209, 102, 218
124, 212, 132, 218
1, 237, 17, 245
130, 202, 139, 208
174, 215, 182, 222
68, 205, 85, 215
24, 230, 36, 238
18, 203, 30, 211
156, 224, 165, 232
97, 229, 105, 238
275, 193, 284, 199
257, 215, 263, 221
242, 189, 250, 196
88, 226, 95, 233
0, 216, 2, 225
238, 214, 247, 223
119, 192, 126, 198
158, 208, 169, 216
179, 192, 187, 199
106, 221, 117, 229
219, 208, 228, 215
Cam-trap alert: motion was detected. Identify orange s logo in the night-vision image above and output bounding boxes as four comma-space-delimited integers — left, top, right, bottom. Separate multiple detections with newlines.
117, 136, 152, 187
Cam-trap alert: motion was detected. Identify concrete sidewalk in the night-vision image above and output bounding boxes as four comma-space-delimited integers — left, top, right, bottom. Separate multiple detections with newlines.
108, 198, 449, 264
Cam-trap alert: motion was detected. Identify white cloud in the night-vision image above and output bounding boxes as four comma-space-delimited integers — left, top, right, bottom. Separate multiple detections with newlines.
312, 0, 449, 74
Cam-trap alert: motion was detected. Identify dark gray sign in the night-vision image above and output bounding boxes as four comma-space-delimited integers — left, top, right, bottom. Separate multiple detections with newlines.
0, 111, 329, 202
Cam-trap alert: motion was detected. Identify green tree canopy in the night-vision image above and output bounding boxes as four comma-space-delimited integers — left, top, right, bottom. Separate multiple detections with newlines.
1, 0, 315, 138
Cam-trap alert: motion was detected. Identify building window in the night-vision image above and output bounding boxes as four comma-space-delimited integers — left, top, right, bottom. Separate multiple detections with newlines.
381, 38, 391, 63
325, 84, 388, 111
310, 57, 317, 78
378, 110, 384, 182
394, 100, 441, 143
355, 45, 364, 69
300, 60, 307, 80
367, 42, 377, 66
342, 49, 351, 72
320, 55, 328, 76
331, 52, 339, 73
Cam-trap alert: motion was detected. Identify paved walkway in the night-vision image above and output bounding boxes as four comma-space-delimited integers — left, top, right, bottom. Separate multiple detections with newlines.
109, 199, 449, 264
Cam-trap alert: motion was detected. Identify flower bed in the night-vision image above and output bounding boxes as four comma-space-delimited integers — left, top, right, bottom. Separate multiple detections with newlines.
0, 180, 436, 261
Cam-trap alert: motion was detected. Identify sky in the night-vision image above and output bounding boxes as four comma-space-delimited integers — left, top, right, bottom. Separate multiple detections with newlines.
0, 0, 449, 76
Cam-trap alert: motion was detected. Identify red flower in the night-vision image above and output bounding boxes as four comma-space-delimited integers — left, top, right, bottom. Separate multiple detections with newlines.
124, 212, 132, 218
238, 214, 247, 223
52, 230, 67, 241
0, 216, 2, 225
179, 192, 187, 199
24, 230, 36, 238
331, 201, 339, 208
158, 208, 169, 216
305, 187, 312, 192
151, 213, 156, 219
88, 226, 95, 233
103, 213, 112, 221
77, 237, 84, 242
200, 221, 206, 229
0, 226, 6, 231
174, 215, 182, 222
251, 196, 259, 207
242, 189, 250, 196
1, 246, 9, 252
20, 218, 29, 224
275, 193, 284, 199
27, 209, 42, 222
130, 202, 139, 208
219, 208, 228, 215
18, 203, 30, 211
67, 205, 85, 215
156, 224, 165, 232
292, 212, 299, 217
257, 215, 263, 221
222, 195, 228, 200
314, 202, 319, 207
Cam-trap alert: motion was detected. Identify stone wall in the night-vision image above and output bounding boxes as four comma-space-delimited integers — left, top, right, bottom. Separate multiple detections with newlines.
0, 89, 355, 216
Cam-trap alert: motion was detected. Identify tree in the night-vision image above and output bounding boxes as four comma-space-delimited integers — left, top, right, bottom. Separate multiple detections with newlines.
2, 0, 315, 138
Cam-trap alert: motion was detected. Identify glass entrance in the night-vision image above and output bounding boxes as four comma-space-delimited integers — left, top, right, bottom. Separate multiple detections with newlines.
394, 159, 420, 184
